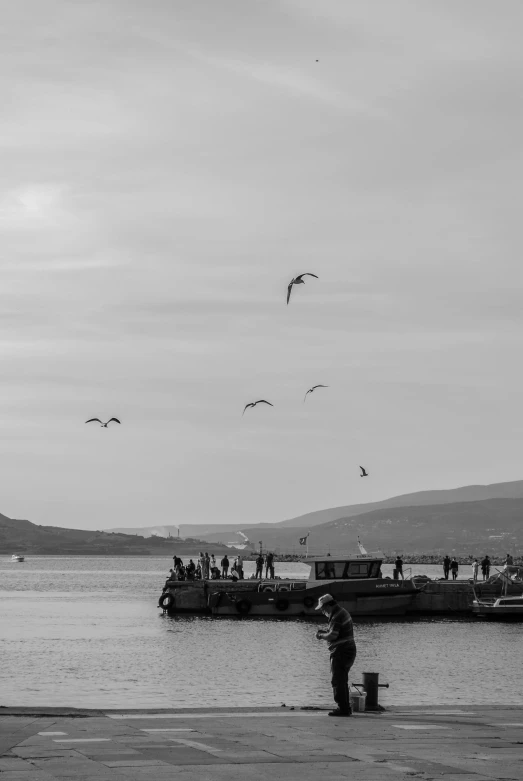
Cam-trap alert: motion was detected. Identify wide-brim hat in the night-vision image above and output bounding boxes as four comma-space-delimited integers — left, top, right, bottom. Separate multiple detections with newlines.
315, 593, 335, 611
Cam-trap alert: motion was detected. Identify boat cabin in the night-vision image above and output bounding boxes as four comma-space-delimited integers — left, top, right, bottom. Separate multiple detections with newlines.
304, 553, 384, 582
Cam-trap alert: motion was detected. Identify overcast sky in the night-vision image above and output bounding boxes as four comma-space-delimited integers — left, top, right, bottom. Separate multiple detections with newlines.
2, 0, 523, 531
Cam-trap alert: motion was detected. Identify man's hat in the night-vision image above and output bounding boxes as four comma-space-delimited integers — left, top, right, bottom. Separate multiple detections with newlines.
315, 593, 335, 611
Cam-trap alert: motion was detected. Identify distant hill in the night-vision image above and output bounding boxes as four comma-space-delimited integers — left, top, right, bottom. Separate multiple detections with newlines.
203, 497, 523, 556
108, 525, 181, 539
108, 523, 256, 540
0, 513, 236, 556
275, 479, 523, 528
107, 480, 523, 542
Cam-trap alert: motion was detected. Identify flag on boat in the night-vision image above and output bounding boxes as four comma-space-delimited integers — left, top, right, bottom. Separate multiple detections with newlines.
299, 534, 309, 545
357, 537, 368, 555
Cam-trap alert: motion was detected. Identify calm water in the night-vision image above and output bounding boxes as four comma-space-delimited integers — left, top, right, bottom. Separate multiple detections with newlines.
1, 556, 521, 708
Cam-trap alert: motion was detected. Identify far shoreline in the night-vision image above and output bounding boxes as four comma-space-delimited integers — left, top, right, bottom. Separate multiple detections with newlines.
3, 551, 520, 567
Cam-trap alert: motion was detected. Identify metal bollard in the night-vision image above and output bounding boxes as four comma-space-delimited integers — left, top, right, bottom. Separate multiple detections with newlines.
362, 672, 389, 710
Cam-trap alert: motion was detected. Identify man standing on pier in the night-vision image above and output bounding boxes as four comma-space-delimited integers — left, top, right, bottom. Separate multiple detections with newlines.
255, 552, 264, 579
265, 552, 275, 579
315, 594, 357, 717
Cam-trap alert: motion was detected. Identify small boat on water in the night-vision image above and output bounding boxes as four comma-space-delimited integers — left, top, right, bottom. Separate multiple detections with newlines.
159, 551, 422, 618
472, 595, 523, 620
472, 566, 523, 620
10, 554, 25, 562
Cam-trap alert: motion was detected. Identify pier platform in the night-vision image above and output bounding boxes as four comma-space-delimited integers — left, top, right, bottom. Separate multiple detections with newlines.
1, 704, 521, 779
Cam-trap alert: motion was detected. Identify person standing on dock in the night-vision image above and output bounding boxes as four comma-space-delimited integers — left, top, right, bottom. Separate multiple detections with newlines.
472, 559, 479, 581
450, 558, 459, 580
481, 555, 491, 580
255, 553, 264, 579
265, 552, 275, 579
202, 552, 211, 579
221, 554, 229, 579
315, 594, 356, 718
443, 555, 451, 580
236, 554, 244, 579
504, 553, 514, 568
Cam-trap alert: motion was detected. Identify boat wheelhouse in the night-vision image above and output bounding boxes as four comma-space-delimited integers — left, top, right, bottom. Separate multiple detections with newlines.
307, 553, 383, 582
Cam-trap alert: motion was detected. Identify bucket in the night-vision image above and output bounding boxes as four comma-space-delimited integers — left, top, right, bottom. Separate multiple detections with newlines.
349, 688, 366, 713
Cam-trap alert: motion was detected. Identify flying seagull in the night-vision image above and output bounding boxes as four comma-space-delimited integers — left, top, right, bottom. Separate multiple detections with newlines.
287, 273, 318, 304
359, 466, 368, 477
85, 418, 121, 427
243, 400, 273, 416
304, 384, 328, 402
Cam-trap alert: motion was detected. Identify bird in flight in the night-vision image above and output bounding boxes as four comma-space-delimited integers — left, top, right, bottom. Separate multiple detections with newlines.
304, 384, 328, 402
287, 273, 318, 304
85, 418, 121, 428
359, 466, 369, 477
243, 400, 273, 416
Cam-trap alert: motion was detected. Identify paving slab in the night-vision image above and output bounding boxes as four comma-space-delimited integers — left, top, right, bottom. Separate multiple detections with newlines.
1, 705, 522, 779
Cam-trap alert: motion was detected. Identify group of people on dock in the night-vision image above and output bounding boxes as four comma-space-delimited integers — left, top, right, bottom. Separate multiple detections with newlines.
442, 553, 514, 581
169, 551, 276, 581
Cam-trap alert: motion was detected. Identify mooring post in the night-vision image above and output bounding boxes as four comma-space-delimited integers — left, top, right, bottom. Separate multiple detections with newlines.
362, 671, 389, 709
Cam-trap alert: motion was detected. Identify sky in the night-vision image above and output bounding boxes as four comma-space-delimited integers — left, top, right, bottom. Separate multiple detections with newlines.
2, 0, 523, 531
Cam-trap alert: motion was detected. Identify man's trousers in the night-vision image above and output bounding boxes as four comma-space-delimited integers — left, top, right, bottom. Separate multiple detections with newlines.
330, 644, 357, 714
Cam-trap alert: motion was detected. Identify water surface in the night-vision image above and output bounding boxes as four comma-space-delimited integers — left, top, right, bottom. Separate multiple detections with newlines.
1, 556, 521, 708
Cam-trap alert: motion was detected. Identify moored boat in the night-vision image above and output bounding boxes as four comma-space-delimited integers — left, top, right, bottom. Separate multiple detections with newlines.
10, 554, 25, 562
472, 595, 523, 620
159, 551, 421, 618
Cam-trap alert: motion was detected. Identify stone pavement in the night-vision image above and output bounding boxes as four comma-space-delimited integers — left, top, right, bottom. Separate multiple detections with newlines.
0, 705, 522, 780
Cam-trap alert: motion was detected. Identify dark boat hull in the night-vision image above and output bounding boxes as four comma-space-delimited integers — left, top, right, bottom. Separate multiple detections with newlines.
472, 606, 523, 621
159, 578, 419, 618
208, 592, 416, 618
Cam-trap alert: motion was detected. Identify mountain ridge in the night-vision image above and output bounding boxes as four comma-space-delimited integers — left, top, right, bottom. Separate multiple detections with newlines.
202, 496, 523, 556
107, 479, 523, 539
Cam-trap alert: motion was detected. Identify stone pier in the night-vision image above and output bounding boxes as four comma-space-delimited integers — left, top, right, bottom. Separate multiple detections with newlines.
1, 704, 522, 779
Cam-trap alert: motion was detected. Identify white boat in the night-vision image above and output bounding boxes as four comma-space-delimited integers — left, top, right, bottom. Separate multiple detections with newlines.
10, 554, 25, 562
472, 595, 523, 620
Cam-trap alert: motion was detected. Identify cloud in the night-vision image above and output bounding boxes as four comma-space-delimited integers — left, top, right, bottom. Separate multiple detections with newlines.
0, 184, 66, 229
183, 46, 380, 115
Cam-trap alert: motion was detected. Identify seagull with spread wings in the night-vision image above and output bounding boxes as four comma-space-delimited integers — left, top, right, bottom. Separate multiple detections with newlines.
242, 400, 274, 416
359, 466, 369, 477
287, 273, 318, 304
304, 384, 328, 402
85, 418, 121, 428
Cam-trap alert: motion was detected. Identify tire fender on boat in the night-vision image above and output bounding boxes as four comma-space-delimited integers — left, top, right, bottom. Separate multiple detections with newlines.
303, 596, 315, 609
236, 599, 252, 615
275, 598, 289, 611
159, 592, 174, 609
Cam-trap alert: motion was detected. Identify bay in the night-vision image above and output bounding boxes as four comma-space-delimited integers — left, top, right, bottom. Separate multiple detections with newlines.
1, 556, 521, 708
